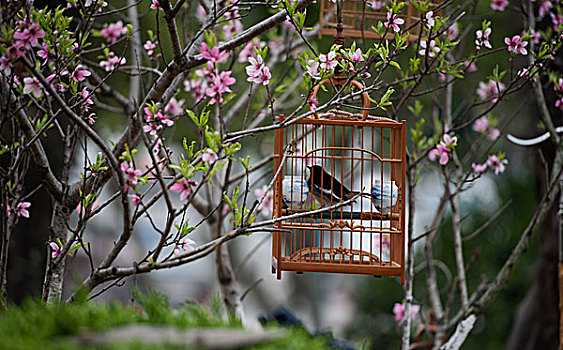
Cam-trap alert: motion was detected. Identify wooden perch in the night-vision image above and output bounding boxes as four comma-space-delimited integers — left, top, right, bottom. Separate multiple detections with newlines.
281, 209, 400, 221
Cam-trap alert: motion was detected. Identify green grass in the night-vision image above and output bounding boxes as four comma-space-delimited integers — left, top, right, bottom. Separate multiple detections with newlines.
0, 290, 330, 349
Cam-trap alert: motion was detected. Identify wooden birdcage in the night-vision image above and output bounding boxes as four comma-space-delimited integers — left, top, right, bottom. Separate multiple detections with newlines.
318, 0, 441, 41
271, 78, 407, 282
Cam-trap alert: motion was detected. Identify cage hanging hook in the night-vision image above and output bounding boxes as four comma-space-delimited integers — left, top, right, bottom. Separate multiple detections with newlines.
334, 0, 345, 47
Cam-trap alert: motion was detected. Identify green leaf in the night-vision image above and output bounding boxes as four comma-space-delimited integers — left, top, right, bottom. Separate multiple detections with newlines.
389, 60, 401, 70
187, 109, 199, 127
224, 142, 241, 156
240, 156, 251, 170
68, 242, 87, 254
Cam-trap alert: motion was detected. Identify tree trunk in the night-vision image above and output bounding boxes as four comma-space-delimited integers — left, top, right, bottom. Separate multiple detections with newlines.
506, 207, 558, 349
210, 215, 245, 322
42, 201, 71, 303
507, 143, 559, 350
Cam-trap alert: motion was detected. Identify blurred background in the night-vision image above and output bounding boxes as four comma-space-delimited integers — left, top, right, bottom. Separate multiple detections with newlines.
5, 0, 560, 348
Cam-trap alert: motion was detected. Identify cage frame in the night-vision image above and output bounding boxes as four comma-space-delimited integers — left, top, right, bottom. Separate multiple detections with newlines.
272, 113, 407, 283
318, 0, 442, 42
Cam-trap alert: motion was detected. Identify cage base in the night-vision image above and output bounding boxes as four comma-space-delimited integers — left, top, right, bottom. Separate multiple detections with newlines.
272, 257, 402, 277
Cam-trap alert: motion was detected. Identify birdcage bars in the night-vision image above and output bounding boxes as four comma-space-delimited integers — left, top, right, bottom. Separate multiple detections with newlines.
318, 0, 441, 41
272, 112, 406, 282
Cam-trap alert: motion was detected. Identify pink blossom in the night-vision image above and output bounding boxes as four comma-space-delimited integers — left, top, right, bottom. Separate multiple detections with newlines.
283, 16, 294, 29
526, 29, 541, 45
476, 80, 505, 103
15, 202, 31, 218
419, 40, 440, 57
6, 43, 25, 59
143, 107, 158, 122
551, 13, 563, 31
152, 138, 163, 154
366, 0, 385, 10
13, 22, 44, 48
384, 11, 404, 32
143, 122, 163, 135
306, 60, 321, 80
144, 40, 157, 56
223, 9, 243, 40
197, 5, 207, 20
443, 133, 457, 148
490, 0, 508, 11
150, 0, 163, 10
202, 148, 218, 164
99, 51, 126, 71
486, 154, 508, 175
200, 42, 229, 64
555, 97, 563, 111
505, 35, 528, 55
205, 71, 236, 104
538, 1, 552, 18
100, 21, 127, 44
448, 22, 459, 40
472, 116, 490, 132
120, 162, 142, 185
37, 43, 50, 63
246, 55, 264, 72
184, 78, 208, 100
424, 11, 435, 29
76, 200, 99, 219
195, 62, 214, 79
254, 185, 274, 216
475, 28, 492, 50
155, 112, 174, 127
471, 115, 499, 140
268, 38, 285, 57
222, 204, 230, 216
429, 143, 450, 165
429, 134, 457, 165
0, 56, 12, 75
173, 238, 196, 257
393, 302, 420, 324
246, 56, 269, 85
472, 163, 487, 174
86, 113, 96, 125
255, 66, 272, 85
465, 61, 478, 72
239, 41, 256, 63
487, 128, 500, 141
49, 242, 62, 259
128, 194, 141, 206
23, 77, 42, 98
85, 0, 108, 9
79, 87, 94, 110
164, 97, 184, 116
319, 51, 337, 72
438, 70, 447, 82
171, 179, 197, 201
309, 95, 318, 112
348, 48, 364, 63
518, 67, 532, 78
71, 65, 91, 82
